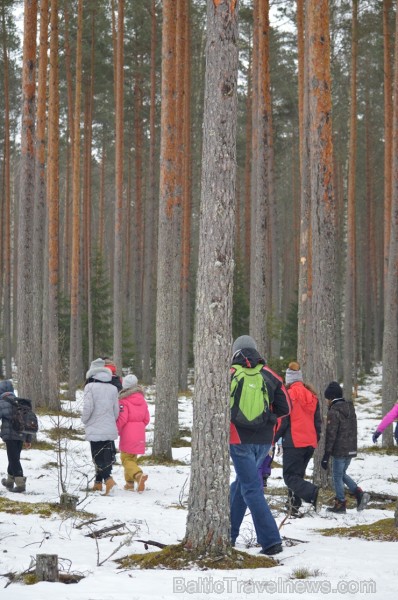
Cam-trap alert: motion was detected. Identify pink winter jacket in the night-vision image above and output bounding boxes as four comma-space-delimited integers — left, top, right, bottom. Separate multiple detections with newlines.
377, 403, 398, 433
117, 386, 150, 455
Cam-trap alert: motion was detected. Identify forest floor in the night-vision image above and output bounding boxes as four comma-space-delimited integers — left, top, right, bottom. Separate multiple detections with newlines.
0, 365, 396, 599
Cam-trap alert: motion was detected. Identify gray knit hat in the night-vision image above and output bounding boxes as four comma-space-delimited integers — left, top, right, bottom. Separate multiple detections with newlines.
232, 335, 257, 357
285, 361, 303, 386
122, 374, 138, 390
85, 357, 110, 380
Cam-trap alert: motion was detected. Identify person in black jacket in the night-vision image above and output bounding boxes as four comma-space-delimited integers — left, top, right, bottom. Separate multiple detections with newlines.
0, 380, 32, 493
321, 381, 369, 513
229, 335, 290, 556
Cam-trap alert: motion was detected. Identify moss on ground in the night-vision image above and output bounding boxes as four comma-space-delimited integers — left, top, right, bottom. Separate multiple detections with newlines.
46, 426, 85, 441
30, 439, 55, 450
319, 518, 398, 542
36, 407, 81, 419
0, 496, 94, 518
359, 446, 398, 456
117, 543, 277, 570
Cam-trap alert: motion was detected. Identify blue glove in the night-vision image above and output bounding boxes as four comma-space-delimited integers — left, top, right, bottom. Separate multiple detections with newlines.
321, 453, 330, 470
372, 431, 381, 444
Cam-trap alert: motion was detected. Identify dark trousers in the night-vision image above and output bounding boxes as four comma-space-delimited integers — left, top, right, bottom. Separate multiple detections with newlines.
90, 441, 115, 483
6, 440, 24, 477
283, 446, 317, 507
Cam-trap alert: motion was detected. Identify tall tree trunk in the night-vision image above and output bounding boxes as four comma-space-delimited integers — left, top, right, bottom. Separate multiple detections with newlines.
184, 0, 238, 555
32, 0, 48, 401
180, 0, 192, 392
382, 0, 398, 449
153, 0, 180, 459
249, 0, 271, 358
113, 0, 124, 372
343, 0, 358, 400
142, 0, 158, 383
133, 68, 143, 377
61, 0, 74, 295
297, 0, 312, 373
44, 0, 60, 409
383, 0, 393, 297
308, 0, 337, 484
1, 3, 12, 377
83, 9, 95, 365
244, 37, 252, 275
98, 141, 106, 256
17, 0, 38, 401
69, 0, 84, 399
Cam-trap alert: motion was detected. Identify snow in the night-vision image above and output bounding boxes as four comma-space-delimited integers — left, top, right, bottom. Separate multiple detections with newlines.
1, 366, 397, 599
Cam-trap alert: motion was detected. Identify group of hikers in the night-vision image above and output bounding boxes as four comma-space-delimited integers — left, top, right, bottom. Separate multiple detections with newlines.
229, 335, 398, 556
1, 336, 397, 558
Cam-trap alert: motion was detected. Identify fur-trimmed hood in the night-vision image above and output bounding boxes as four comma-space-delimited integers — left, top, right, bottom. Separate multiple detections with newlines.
119, 384, 145, 400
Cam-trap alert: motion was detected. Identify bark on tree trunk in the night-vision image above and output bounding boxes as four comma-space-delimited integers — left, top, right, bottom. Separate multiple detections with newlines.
32, 0, 49, 402
45, 0, 60, 410
1, 4, 12, 377
343, 0, 358, 401
381, 0, 398, 449
113, 0, 124, 373
153, 0, 180, 459
307, 0, 337, 484
184, 0, 238, 555
142, 0, 158, 384
69, 0, 84, 399
17, 0, 38, 401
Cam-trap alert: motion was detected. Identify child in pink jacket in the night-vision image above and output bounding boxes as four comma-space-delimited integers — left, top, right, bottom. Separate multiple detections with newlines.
117, 374, 150, 492
372, 403, 398, 444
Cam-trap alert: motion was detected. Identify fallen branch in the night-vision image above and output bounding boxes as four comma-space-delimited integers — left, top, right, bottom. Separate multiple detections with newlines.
85, 523, 126, 538
75, 517, 106, 530
135, 539, 168, 549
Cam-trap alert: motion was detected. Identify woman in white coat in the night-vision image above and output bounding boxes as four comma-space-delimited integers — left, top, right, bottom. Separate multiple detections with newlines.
82, 358, 119, 495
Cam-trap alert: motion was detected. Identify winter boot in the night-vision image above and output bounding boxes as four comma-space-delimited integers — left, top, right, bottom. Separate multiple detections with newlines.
134, 472, 148, 493
124, 482, 135, 491
311, 487, 320, 512
1, 475, 15, 491
12, 476, 26, 493
92, 481, 103, 492
103, 477, 116, 496
354, 487, 370, 511
326, 498, 346, 513
262, 475, 269, 490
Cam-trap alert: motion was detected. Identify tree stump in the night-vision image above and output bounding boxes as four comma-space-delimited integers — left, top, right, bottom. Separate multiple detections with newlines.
36, 554, 59, 582
60, 492, 78, 511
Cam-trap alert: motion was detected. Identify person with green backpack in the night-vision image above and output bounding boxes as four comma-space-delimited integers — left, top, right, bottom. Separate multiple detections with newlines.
230, 335, 291, 556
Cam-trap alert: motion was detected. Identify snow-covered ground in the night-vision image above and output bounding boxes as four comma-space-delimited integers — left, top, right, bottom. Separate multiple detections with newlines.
0, 366, 396, 599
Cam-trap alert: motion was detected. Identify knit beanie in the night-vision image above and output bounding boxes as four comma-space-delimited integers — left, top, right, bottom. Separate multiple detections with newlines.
285, 361, 303, 386
122, 374, 138, 390
324, 381, 343, 400
232, 335, 257, 356
85, 357, 110, 380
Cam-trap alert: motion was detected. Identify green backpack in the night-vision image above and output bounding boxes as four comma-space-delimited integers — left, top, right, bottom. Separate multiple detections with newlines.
230, 363, 271, 430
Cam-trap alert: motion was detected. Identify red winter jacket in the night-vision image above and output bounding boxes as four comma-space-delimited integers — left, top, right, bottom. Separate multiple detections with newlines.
117, 387, 150, 455
274, 381, 321, 448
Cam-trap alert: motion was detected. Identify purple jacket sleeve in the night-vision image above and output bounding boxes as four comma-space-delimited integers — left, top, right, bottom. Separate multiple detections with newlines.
377, 403, 398, 433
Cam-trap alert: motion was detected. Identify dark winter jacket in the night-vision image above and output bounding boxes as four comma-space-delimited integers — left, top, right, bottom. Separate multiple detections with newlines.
230, 348, 291, 445
274, 381, 321, 448
0, 381, 32, 442
324, 398, 357, 458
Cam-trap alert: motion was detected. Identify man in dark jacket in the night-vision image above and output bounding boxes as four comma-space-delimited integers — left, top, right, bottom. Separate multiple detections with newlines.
0, 380, 32, 493
321, 381, 369, 513
229, 335, 290, 556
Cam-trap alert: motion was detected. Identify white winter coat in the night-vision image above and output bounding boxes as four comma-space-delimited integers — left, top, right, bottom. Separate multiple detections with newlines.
82, 368, 119, 441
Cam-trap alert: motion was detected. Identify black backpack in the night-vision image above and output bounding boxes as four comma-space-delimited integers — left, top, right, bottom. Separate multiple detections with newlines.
4, 394, 38, 435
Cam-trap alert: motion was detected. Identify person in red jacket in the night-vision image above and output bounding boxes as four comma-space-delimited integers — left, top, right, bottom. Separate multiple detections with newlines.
117, 374, 150, 492
274, 362, 321, 516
